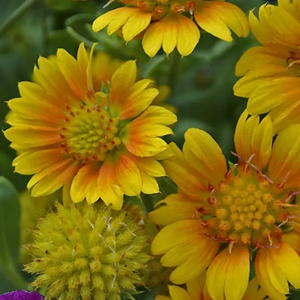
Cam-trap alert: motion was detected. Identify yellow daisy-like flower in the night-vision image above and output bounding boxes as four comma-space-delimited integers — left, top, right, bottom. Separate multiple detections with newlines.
149, 110, 300, 300
92, 0, 249, 57
234, 0, 300, 132
157, 273, 269, 300
5, 44, 177, 209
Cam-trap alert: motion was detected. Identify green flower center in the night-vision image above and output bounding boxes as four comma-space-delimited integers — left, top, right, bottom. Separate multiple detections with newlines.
60, 104, 121, 162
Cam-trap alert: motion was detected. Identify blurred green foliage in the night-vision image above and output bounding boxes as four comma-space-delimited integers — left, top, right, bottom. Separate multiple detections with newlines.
2, 0, 300, 299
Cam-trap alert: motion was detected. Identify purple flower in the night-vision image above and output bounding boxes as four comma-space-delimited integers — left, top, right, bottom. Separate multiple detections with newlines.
0, 291, 43, 300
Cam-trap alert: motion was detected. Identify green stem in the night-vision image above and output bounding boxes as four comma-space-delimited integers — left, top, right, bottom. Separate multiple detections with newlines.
66, 26, 94, 47
0, 0, 39, 37
169, 50, 181, 89
3, 264, 29, 290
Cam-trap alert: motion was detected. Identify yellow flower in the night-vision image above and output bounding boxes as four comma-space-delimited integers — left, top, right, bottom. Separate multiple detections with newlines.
92, 0, 249, 57
234, 0, 300, 132
149, 110, 300, 300
165, 273, 269, 300
25, 201, 150, 300
5, 44, 177, 209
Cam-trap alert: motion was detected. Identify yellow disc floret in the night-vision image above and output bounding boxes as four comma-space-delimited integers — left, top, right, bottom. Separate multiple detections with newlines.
24, 202, 150, 300
60, 104, 121, 163
205, 164, 290, 248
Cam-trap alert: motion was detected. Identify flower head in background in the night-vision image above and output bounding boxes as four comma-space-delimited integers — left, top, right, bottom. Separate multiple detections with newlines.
25, 201, 150, 300
5, 44, 177, 209
234, 0, 300, 132
92, 0, 249, 57
150, 110, 300, 300
0, 291, 43, 300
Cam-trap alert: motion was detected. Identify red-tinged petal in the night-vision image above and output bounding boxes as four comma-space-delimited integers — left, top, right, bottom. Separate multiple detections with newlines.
163, 142, 207, 200
30, 161, 79, 197
234, 110, 273, 169
120, 106, 176, 157
108, 60, 137, 118
70, 164, 100, 203
114, 153, 142, 196
8, 97, 64, 124
269, 124, 300, 188
207, 246, 250, 300
194, 1, 249, 42
12, 148, 64, 175
255, 243, 300, 300
98, 153, 124, 209
183, 128, 227, 185
119, 87, 159, 120
122, 9, 152, 41
56, 47, 89, 103
92, 7, 136, 35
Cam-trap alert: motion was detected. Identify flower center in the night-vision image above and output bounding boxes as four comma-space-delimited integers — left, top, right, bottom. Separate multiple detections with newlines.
205, 164, 295, 249
60, 104, 121, 162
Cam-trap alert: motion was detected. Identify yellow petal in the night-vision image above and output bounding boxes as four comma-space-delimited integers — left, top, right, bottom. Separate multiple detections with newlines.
149, 194, 202, 226
183, 128, 227, 185
207, 246, 250, 300
142, 13, 199, 57
234, 110, 273, 170
268, 124, 300, 188
169, 286, 193, 300
122, 10, 152, 41
194, 1, 249, 42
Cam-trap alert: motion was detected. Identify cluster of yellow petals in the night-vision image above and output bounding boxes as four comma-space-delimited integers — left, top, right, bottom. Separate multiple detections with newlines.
234, 0, 300, 132
149, 111, 300, 300
93, 0, 249, 57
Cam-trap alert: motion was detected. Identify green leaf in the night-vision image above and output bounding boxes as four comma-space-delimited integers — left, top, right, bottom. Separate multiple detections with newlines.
0, 177, 28, 289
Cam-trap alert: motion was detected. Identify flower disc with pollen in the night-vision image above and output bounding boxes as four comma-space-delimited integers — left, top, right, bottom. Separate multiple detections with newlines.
208, 166, 286, 248
5, 43, 177, 208
61, 105, 121, 162
149, 111, 300, 300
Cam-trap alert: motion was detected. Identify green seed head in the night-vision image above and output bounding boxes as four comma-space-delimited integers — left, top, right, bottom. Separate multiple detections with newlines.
24, 202, 150, 300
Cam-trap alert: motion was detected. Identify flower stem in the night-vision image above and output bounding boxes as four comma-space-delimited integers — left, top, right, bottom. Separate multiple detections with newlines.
0, 0, 39, 37
169, 50, 181, 89
3, 264, 29, 290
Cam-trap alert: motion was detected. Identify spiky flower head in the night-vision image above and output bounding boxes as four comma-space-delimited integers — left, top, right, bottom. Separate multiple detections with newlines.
24, 202, 150, 300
